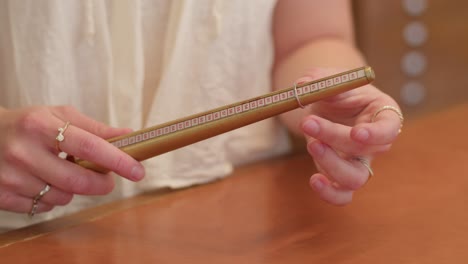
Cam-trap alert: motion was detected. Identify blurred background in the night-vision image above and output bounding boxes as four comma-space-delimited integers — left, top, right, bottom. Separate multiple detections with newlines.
353, 0, 468, 120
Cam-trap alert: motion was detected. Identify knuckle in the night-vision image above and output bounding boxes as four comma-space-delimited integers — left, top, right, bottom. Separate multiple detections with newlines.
2, 143, 27, 167
16, 109, 48, 134
111, 154, 129, 174
56, 105, 77, 117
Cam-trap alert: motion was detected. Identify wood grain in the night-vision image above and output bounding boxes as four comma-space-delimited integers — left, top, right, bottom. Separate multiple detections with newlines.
1, 104, 468, 263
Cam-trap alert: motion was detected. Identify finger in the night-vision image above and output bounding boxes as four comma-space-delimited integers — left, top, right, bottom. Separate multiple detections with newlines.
351, 105, 403, 145
40, 113, 143, 180
29, 184, 74, 206
43, 115, 144, 180
309, 174, 354, 206
302, 116, 391, 156
0, 167, 73, 206
306, 140, 369, 190
0, 189, 54, 214
23, 147, 116, 195
53, 106, 132, 139
58, 125, 144, 180
15, 126, 119, 195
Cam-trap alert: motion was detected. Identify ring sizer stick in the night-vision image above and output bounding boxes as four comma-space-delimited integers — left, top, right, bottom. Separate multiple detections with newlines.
76, 66, 375, 173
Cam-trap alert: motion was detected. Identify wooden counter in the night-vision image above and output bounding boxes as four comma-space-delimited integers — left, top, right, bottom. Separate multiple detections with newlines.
1, 104, 468, 263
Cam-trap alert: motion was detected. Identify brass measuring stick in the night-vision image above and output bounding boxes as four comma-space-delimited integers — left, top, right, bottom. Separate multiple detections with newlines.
76, 66, 375, 173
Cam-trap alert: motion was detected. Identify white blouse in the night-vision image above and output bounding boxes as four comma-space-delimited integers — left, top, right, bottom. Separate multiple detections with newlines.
0, 0, 290, 231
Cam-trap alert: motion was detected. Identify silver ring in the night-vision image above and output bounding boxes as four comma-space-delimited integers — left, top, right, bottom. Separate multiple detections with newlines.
353, 157, 374, 178
29, 203, 39, 218
29, 184, 51, 217
293, 82, 306, 109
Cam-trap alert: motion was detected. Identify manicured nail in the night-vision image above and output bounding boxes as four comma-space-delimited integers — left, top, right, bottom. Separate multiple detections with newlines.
303, 120, 319, 136
308, 141, 325, 157
355, 128, 370, 142
131, 165, 145, 181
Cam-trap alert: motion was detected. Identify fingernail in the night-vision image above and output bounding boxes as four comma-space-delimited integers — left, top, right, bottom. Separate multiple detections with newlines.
355, 128, 370, 142
308, 141, 325, 157
311, 178, 325, 190
303, 120, 319, 136
131, 165, 145, 181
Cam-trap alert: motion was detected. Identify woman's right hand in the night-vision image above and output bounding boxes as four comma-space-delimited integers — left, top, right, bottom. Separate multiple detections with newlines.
0, 106, 145, 215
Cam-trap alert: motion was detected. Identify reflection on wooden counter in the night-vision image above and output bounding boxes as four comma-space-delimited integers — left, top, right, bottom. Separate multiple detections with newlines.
1, 104, 468, 263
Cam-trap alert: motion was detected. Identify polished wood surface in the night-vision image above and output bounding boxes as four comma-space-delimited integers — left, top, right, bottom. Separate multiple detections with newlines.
1, 104, 468, 263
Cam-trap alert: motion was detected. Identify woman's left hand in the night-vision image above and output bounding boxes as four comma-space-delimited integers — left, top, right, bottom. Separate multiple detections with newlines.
297, 68, 403, 205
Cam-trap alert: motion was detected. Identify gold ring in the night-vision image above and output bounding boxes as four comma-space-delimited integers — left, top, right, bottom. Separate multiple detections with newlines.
56, 121, 70, 159
293, 82, 306, 109
371, 105, 404, 133
29, 184, 51, 217
353, 157, 374, 178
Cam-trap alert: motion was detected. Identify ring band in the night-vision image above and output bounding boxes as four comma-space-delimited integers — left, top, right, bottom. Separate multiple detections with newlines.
56, 121, 70, 159
371, 105, 404, 133
293, 82, 306, 109
29, 203, 39, 218
29, 184, 51, 217
353, 157, 374, 178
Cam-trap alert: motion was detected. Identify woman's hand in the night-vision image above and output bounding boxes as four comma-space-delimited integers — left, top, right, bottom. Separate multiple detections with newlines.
0, 106, 145, 215
272, 0, 402, 206
296, 68, 402, 205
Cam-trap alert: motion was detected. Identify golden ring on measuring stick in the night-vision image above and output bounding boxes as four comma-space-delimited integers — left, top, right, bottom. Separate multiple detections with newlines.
371, 105, 404, 133
293, 82, 306, 109
75, 66, 376, 173
56, 121, 70, 159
